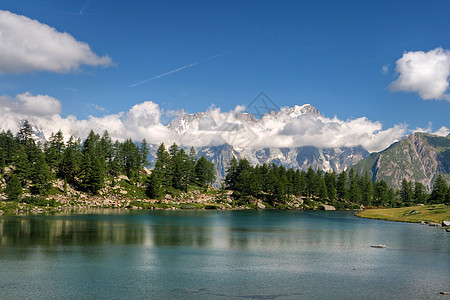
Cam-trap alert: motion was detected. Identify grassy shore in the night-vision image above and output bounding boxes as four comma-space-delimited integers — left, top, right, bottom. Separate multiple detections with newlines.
357, 204, 450, 224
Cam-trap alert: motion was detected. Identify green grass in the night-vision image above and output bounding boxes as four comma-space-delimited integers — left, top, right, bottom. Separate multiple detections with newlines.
357, 204, 450, 224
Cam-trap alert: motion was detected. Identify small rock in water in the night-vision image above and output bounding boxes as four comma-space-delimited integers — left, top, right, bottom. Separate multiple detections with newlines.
440, 292, 450, 295
370, 244, 387, 248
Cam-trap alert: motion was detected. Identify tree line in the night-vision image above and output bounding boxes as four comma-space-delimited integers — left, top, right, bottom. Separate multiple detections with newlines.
146, 143, 215, 199
1, 121, 150, 200
1, 121, 449, 208
224, 157, 450, 207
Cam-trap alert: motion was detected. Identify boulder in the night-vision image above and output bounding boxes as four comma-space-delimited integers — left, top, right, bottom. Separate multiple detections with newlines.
442, 220, 450, 227
321, 204, 336, 211
428, 223, 442, 227
257, 202, 266, 209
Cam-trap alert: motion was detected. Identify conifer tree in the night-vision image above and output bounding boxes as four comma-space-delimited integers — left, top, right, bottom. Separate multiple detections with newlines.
429, 174, 448, 204
225, 157, 239, 190
324, 172, 336, 201
336, 170, 348, 200
399, 178, 414, 206
146, 172, 164, 199
413, 181, 427, 204
31, 151, 52, 196
195, 156, 216, 187
6, 174, 22, 201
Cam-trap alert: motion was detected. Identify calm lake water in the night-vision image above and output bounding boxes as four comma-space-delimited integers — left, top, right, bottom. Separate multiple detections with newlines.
0, 210, 449, 299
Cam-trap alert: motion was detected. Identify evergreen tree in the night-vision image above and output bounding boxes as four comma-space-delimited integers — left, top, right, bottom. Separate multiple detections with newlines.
45, 130, 65, 170
6, 174, 22, 201
146, 172, 164, 199
187, 147, 197, 185
399, 178, 414, 206
59, 136, 79, 184
336, 170, 348, 200
195, 156, 216, 187
360, 172, 373, 206
413, 181, 427, 204
14, 146, 31, 185
348, 169, 361, 204
154, 143, 170, 188
324, 172, 337, 201
225, 157, 239, 190
31, 151, 52, 196
305, 167, 317, 197
140, 139, 150, 168
429, 174, 448, 204
317, 171, 328, 200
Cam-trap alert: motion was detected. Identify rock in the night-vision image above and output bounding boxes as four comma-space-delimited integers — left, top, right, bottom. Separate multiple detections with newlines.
0, 210, 3, 215
118, 175, 129, 181
370, 244, 387, 248
419, 221, 426, 225
440, 292, 450, 295
257, 202, 266, 209
446, 229, 450, 232
428, 223, 442, 227
320, 204, 336, 211
164, 194, 172, 200
442, 220, 450, 227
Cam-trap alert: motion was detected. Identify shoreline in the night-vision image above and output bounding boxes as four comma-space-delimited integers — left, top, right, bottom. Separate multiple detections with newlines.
356, 205, 450, 231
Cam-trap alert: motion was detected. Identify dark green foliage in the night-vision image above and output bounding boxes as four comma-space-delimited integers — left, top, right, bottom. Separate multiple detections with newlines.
399, 178, 414, 206
429, 174, 448, 204
6, 175, 22, 201
195, 156, 216, 187
30, 152, 52, 196
336, 170, 348, 200
413, 182, 427, 204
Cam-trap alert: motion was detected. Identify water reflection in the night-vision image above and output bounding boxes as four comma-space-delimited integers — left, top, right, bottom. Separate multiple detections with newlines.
0, 210, 449, 299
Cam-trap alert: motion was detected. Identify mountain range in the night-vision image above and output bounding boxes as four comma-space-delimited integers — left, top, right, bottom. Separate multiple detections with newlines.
352, 132, 450, 190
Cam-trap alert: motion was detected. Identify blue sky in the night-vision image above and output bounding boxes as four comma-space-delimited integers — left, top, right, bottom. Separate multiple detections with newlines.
0, 0, 449, 149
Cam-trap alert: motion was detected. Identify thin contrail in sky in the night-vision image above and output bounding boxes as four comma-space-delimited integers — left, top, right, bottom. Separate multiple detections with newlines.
130, 54, 222, 88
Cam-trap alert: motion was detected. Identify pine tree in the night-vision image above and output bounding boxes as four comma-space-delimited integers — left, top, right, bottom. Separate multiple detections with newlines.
140, 139, 150, 168
318, 174, 328, 200
14, 146, 31, 185
413, 182, 427, 204
146, 172, 164, 199
399, 178, 414, 206
336, 170, 348, 200
348, 169, 361, 204
305, 167, 317, 197
59, 136, 79, 183
45, 130, 65, 170
154, 143, 169, 188
31, 151, 52, 196
324, 172, 337, 201
6, 174, 22, 201
225, 157, 239, 190
195, 156, 216, 187
429, 174, 448, 204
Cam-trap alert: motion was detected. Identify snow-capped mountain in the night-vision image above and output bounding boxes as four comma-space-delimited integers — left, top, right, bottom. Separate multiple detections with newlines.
157, 104, 369, 183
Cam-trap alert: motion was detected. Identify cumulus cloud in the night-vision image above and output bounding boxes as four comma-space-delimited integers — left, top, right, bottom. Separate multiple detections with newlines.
0, 93, 408, 153
389, 47, 450, 101
412, 122, 450, 137
0, 10, 111, 73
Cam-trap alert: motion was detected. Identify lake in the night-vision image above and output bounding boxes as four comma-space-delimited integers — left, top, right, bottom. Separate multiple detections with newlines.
0, 210, 449, 299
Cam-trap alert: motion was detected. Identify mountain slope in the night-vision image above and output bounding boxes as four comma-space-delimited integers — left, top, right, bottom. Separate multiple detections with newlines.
352, 132, 450, 190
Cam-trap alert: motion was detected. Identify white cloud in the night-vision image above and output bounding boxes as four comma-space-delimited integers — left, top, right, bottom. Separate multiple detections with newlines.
0, 93, 408, 153
381, 65, 389, 75
389, 47, 450, 101
0, 10, 111, 73
413, 122, 450, 137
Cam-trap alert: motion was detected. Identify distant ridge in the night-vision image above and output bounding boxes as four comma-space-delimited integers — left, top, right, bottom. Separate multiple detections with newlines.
352, 132, 450, 190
